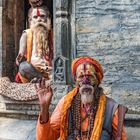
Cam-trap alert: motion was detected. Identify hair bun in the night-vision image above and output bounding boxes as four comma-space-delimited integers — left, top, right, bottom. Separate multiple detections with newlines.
29, 0, 43, 8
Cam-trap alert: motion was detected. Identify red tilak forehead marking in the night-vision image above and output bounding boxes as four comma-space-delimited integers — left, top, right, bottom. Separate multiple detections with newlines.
36, 7, 40, 16
84, 64, 86, 74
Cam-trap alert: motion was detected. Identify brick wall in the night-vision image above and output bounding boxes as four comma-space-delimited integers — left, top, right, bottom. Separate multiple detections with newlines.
75, 0, 140, 113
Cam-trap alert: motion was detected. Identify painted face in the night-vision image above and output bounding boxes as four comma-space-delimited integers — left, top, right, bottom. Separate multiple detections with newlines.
76, 63, 99, 105
79, 84, 94, 104
75, 62, 99, 87
30, 8, 48, 26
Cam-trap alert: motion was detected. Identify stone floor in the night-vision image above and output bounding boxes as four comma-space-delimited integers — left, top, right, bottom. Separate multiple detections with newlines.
126, 127, 140, 140
0, 117, 36, 140
0, 117, 140, 140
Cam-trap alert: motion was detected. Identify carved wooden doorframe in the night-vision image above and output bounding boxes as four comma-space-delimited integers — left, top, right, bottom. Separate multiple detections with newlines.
2, 0, 25, 80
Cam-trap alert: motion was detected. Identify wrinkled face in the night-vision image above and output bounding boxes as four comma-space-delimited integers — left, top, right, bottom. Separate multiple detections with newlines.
30, 8, 48, 27
76, 63, 99, 104
76, 62, 98, 86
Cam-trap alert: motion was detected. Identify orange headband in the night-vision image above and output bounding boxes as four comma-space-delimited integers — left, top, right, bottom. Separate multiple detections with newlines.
72, 57, 103, 83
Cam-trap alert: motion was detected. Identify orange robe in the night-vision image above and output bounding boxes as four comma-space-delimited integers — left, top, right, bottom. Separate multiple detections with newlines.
36, 97, 127, 140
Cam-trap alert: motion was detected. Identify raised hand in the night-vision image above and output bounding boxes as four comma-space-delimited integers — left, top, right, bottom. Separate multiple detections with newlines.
35, 78, 53, 106
35, 78, 53, 123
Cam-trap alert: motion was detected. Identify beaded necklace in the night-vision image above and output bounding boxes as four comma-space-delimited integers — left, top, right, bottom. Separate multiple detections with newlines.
69, 88, 101, 140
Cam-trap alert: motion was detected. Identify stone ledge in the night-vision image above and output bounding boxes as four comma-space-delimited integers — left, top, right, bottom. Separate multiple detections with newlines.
1, 97, 39, 104
125, 114, 140, 120
125, 114, 140, 127
0, 109, 39, 120
0, 84, 71, 120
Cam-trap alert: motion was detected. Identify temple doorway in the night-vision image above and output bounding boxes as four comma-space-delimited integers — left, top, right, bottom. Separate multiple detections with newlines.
2, 0, 53, 81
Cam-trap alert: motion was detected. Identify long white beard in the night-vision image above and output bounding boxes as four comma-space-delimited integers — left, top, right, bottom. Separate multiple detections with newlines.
32, 22, 50, 57
79, 84, 94, 105
81, 93, 94, 105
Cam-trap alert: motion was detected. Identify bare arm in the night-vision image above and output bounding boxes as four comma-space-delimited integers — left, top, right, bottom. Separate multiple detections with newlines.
36, 97, 63, 140
35, 78, 53, 122
16, 31, 27, 66
36, 78, 61, 140
19, 31, 27, 54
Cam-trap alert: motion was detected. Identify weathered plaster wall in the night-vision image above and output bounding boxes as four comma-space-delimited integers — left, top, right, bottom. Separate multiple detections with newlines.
75, 0, 140, 113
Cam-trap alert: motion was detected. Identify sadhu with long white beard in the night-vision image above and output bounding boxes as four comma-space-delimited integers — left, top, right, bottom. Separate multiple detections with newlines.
15, 5, 53, 83
36, 56, 127, 140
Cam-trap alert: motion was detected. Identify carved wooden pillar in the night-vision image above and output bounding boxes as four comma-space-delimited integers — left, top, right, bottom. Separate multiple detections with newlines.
53, 0, 72, 85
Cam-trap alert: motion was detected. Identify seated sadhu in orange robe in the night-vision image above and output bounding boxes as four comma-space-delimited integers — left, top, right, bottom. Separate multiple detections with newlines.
15, 5, 53, 83
36, 56, 127, 140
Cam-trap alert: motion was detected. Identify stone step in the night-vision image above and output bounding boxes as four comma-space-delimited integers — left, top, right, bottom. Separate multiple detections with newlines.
0, 84, 69, 120
0, 95, 55, 120
125, 113, 140, 127
0, 96, 40, 119
0, 96, 40, 110
0, 109, 39, 120
4, 101, 40, 111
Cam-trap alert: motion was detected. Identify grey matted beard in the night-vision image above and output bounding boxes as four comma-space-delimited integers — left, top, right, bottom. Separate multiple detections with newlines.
79, 84, 95, 104
32, 22, 50, 57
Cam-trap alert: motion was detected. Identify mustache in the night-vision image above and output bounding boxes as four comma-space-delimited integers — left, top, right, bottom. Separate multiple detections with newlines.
33, 22, 49, 28
31, 19, 51, 30
79, 84, 94, 94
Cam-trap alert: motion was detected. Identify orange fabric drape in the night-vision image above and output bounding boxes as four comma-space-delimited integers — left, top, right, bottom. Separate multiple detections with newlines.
36, 90, 127, 140
26, 29, 33, 63
18, 29, 33, 83
60, 88, 106, 140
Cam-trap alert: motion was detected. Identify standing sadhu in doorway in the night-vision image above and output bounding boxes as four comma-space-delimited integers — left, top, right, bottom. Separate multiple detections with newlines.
15, 0, 53, 83
36, 56, 127, 140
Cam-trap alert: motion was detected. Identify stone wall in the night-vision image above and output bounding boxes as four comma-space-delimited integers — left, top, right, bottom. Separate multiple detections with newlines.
75, 0, 140, 113
0, 2, 2, 77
